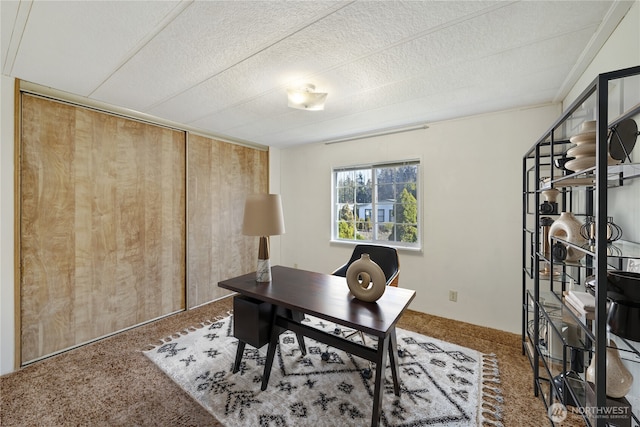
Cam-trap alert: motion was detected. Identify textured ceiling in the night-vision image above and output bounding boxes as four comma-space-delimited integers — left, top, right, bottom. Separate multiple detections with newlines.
1, 1, 634, 148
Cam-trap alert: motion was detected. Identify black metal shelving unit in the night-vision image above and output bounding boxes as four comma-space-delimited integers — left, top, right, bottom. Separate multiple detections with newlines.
522, 65, 640, 427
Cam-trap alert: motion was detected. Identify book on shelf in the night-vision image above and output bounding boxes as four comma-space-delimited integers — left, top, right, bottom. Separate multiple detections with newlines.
563, 291, 595, 321
565, 290, 595, 312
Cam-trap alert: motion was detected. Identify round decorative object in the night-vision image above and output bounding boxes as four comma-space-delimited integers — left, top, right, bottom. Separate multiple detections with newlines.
607, 271, 640, 342
586, 340, 633, 398
564, 156, 595, 172
566, 121, 620, 173
607, 271, 640, 303
609, 119, 638, 161
569, 132, 596, 145
346, 254, 386, 302
581, 120, 596, 132
554, 156, 576, 171
580, 216, 623, 244
567, 143, 596, 158
567, 124, 597, 172
549, 212, 586, 262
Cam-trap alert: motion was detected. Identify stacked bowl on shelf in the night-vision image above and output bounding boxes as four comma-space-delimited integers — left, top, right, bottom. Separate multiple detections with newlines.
565, 120, 619, 173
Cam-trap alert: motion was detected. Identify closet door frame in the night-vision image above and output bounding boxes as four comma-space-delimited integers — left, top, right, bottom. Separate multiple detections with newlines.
14, 82, 269, 367
18, 92, 188, 364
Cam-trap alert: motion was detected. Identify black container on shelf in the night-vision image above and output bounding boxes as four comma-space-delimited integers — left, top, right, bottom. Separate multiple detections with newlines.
607, 271, 640, 342
552, 371, 582, 407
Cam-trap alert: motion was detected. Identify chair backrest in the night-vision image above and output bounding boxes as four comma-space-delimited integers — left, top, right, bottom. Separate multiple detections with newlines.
332, 244, 400, 286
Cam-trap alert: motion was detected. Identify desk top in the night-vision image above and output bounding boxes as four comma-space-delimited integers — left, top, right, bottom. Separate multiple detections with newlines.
218, 265, 416, 337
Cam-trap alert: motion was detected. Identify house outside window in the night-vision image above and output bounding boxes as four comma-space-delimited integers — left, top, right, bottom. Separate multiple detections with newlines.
333, 161, 420, 249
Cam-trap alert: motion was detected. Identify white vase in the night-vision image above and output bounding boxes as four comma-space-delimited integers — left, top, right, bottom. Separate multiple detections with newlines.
346, 254, 386, 302
586, 340, 634, 398
549, 212, 586, 262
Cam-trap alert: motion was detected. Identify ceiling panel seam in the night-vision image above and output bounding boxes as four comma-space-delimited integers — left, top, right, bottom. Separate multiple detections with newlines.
19, 80, 267, 151
142, 0, 357, 112
180, 0, 519, 125
4, 0, 628, 148
217, 28, 584, 132
553, 1, 634, 103
87, 0, 194, 97
470, 22, 600, 65
2, 0, 33, 76
330, 0, 517, 65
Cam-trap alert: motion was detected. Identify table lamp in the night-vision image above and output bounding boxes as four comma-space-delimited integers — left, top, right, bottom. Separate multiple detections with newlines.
242, 194, 285, 282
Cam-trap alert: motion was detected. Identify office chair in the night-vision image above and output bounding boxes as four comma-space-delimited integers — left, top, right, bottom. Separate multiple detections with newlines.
332, 244, 400, 288
323, 244, 400, 378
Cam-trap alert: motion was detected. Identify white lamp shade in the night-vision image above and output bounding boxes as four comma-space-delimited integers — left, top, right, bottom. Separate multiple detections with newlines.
242, 194, 285, 236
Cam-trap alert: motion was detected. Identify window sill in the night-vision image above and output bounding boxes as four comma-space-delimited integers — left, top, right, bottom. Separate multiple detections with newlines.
329, 239, 423, 253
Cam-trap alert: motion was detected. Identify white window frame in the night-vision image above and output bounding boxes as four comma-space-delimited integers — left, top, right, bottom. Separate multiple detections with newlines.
331, 160, 421, 250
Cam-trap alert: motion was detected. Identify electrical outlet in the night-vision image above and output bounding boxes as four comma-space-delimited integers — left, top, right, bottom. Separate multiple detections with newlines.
293, 263, 298, 269
449, 290, 458, 302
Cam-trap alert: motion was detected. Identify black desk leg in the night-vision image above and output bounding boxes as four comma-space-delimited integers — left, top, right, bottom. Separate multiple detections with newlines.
371, 335, 390, 427
286, 309, 307, 356
261, 312, 280, 391
388, 327, 401, 396
233, 341, 246, 374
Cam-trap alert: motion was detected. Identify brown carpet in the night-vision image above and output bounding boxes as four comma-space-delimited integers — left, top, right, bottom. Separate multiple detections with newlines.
0, 297, 583, 426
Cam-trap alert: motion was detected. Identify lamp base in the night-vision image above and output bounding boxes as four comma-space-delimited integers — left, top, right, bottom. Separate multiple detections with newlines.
256, 258, 272, 283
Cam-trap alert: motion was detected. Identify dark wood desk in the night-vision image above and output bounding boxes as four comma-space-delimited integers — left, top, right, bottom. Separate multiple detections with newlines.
218, 265, 416, 427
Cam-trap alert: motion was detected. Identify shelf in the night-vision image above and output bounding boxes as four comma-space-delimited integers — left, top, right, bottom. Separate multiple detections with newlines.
523, 65, 640, 427
564, 375, 589, 411
524, 267, 533, 280
559, 377, 640, 427
608, 163, 640, 181
537, 251, 588, 275
523, 337, 537, 373
539, 269, 576, 284
539, 163, 640, 190
550, 236, 640, 260
605, 240, 640, 259
537, 294, 594, 347
611, 334, 640, 362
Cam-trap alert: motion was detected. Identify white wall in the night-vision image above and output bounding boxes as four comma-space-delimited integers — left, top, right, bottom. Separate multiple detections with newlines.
563, 1, 640, 245
1, 75, 16, 375
561, 2, 640, 405
278, 104, 559, 333
1, 2, 636, 375
269, 147, 283, 266
563, 2, 640, 110
275, 0, 640, 335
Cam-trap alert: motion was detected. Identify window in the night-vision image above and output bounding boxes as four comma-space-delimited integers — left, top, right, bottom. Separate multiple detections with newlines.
333, 161, 420, 248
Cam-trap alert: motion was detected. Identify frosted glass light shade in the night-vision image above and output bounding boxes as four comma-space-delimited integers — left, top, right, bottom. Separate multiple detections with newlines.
287, 84, 327, 111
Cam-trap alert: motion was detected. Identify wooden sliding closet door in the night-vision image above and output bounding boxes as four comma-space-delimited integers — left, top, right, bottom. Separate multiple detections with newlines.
187, 134, 268, 308
20, 94, 185, 364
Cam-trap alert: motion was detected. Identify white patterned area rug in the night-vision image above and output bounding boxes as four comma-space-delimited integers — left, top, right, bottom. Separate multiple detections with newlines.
144, 315, 503, 426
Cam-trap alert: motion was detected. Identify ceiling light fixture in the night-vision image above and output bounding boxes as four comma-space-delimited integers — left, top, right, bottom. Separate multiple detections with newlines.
287, 84, 327, 111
